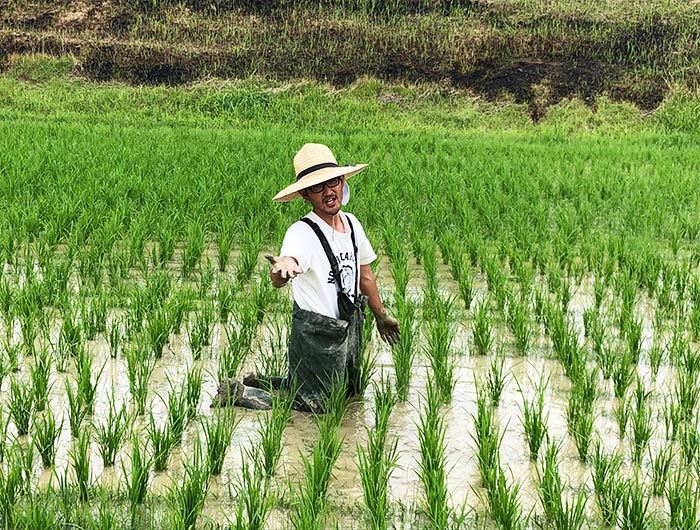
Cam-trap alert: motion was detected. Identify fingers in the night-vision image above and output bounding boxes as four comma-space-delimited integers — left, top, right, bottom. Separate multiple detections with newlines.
264, 253, 277, 266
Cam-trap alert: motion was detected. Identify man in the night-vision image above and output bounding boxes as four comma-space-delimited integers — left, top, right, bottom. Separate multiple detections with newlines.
214, 143, 399, 412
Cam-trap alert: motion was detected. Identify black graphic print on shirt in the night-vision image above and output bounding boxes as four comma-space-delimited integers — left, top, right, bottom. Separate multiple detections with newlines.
326, 251, 355, 295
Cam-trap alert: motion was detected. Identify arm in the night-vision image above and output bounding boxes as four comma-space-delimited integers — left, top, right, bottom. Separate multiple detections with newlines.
359, 264, 400, 345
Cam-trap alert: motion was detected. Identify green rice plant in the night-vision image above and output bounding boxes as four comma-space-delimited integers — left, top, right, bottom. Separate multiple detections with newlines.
421, 238, 439, 311
487, 346, 508, 407
679, 417, 700, 468
181, 218, 205, 279
148, 412, 174, 472
507, 293, 533, 355
13, 491, 61, 530
122, 435, 151, 528
630, 377, 653, 466
198, 258, 215, 299
70, 427, 91, 502
595, 342, 616, 381
483, 253, 508, 313
450, 250, 473, 310
537, 439, 563, 525
29, 345, 51, 412
0, 409, 9, 463
124, 342, 154, 416
168, 289, 191, 335
590, 441, 624, 528
623, 315, 643, 365
614, 395, 630, 440
107, 317, 122, 359
58, 308, 83, 359
649, 443, 673, 496
235, 223, 262, 286
566, 368, 598, 462
65, 377, 88, 438
156, 217, 177, 267
32, 408, 62, 468
391, 297, 417, 401
690, 303, 700, 343
216, 278, 236, 323
169, 438, 210, 530
647, 339, 664, 381
3, 338, 20, 373
357, 377, 398, 530
619, 475, 651, 530
217, 218, 235, 272
8, 376, 33, 436
83, 293, 108, 340
674, 366, 700, 425
612, 346, 634, 399
188, 300, 214, 360
75, 348, 104, 415
230, 450, 272, 530
470, 380, 500, 492
94, 391, 129, 467
201, 408, 238, 476
166, 378, 188, 445
185, 365, 203, 421
425, 294, 456, 404
666, 467, 698, 530
0, 446, 24, 524
472, 300, 493, 357
488, 465, 525, 530
518, 374, 549, 461
145, 307, 171, 359
291, 401, 344, 529
355, 309, 377, 398
416, 380, 450, 530
258, 390, 293, 478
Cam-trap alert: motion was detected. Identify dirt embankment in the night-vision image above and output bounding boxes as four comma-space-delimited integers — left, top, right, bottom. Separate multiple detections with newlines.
1, 0, 699, 118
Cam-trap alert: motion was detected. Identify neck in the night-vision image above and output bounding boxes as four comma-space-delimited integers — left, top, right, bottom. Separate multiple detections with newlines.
313, 209, 344, 231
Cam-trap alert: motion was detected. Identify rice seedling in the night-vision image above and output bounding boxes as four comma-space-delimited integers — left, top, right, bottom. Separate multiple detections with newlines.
8, 376, 33, 436
357, 377, 398, 530
217, 218, 235, 272
471, 380, 500, 492
169, 438, 210, 530
619, 475, 651, 530
124, 343, 154, 416
3, 338, 20, 374
122, 434, 151, 528
198, 258, 215, 299
614, 397, 630, 440
630, 376, 653, 466
32, 408, 61, 468
228, 439, 274, 530
472, 300, 493, 357
258, 390, 293, 478
488, 465, 525, 530
148, 412, 174, 472
13, 491, 61, 530
0, 446, 24, 525
450, 250, 473, 311
94, 391, 129, 467
507, 293, 533, 355
64, 377, 88, 438
201, 408, 238, 476
647, 339, 664, 381
70, 427, 91, 502
679, 417, 700, 468
75, 348, 104, 415
487, 345, 508, 407
590, 441, 624, 527
567, 369, 598, 462
416, 380, 450, 530
623, 315, 643, 365
666, 467, 698, 530
612, 346, 634, 399
145, 307, 170, 359
166, 378, 188, 445
106, 317, 122, 359
391, 297, 417, 401
188, 300, 214, 360
0, 409, 9, 463
83, 292, 107, 340
185, 364, 203, 421
29, 345, 51, 412
181, 218, 205, 279
425, 294, 456, 404
649, 443, 674, 496
216, 278, 236, 323
519, 374, 549, 461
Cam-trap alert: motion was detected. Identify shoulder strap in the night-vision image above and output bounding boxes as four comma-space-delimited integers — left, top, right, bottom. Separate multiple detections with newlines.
300, 216, 358, 298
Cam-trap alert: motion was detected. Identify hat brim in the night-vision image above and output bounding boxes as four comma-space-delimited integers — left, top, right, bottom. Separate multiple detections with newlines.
272, 164, 368, 202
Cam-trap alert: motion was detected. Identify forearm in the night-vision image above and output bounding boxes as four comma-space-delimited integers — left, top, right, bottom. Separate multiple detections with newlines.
359, 266, 387, 318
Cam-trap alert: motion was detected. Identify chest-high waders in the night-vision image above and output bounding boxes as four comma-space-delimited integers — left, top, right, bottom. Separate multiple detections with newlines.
286, 216, 367, 413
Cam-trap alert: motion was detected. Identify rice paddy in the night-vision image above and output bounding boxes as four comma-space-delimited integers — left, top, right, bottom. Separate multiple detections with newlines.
1, 63, 700, 529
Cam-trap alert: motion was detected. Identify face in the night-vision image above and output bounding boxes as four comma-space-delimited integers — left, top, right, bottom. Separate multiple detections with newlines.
300, 176, 344, 217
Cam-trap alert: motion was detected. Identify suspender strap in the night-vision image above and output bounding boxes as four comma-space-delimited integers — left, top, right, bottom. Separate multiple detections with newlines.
300, 216, 358, 298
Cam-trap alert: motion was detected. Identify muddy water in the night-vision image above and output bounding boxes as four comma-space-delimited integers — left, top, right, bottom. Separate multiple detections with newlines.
0, 257, 687, 529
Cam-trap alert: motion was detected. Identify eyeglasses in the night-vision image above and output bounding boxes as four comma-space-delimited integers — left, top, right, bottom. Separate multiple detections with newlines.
306, 176, 342, 194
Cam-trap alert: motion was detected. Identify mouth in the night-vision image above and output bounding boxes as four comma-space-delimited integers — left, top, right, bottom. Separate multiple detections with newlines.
324, 196, 338, 208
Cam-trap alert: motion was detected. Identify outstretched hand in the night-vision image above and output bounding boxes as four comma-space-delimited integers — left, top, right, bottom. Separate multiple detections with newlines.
375, 311, 400, 345
264, 254, 302, 279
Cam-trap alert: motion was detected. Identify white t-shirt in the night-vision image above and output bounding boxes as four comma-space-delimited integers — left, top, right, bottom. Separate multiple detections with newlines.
279, 211, 377, 319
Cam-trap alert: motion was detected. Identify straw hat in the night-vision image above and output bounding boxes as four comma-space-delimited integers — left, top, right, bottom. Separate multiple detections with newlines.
272, 143, 368, 202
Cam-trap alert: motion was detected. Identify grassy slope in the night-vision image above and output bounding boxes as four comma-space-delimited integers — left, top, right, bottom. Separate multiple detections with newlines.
1, 0, 700, 117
